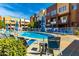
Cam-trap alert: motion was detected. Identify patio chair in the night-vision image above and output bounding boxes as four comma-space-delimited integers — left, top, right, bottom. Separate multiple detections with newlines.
0, 34, 7, 39
10, 34, 15, 38
31, 47, 38, 51
48, 37, 61, 56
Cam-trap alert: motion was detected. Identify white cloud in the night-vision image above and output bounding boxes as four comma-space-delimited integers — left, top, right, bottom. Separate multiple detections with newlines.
0, 7, 29, 19
25, 20, 30, 22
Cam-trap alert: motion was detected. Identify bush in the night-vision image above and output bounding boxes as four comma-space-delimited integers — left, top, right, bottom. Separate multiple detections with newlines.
74, 30, 79, 35
0, 37, 27, 56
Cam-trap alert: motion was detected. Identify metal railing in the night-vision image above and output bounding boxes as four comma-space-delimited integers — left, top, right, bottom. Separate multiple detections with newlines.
46, 27, 75, 35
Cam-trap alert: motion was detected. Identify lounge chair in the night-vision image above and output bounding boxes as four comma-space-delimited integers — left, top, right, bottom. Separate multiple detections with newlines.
10, 34, 15, 38
0, 34, 7, 39
31, 47, 38, 51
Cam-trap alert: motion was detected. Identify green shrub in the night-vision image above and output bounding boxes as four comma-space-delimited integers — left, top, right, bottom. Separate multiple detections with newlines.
74, 30, 79, 35
0, 37, 27, 56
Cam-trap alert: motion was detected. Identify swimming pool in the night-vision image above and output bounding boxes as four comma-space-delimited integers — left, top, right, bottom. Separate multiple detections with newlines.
19, 31, 54, 39
27, 39, 36, 45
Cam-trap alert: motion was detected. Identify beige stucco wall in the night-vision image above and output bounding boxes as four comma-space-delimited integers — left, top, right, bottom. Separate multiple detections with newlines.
4, 16, 11, 24
0, 16, 2, 20
39, 10, 46, 16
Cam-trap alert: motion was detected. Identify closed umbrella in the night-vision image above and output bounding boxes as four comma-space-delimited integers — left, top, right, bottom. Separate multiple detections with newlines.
41, 16, 46, 32
15, 21, 18, 31
6, 24, 8, 31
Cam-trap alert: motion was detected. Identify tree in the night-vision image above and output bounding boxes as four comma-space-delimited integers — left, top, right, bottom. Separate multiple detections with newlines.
27, 21, 34, 28
33, 21, 38, 28
31, 21, 35, 28
28, 23, 32, 28
0, 20, 3, 28
0, 20, 5, 29
28, 21, 38, 28
0, 37, 27, 56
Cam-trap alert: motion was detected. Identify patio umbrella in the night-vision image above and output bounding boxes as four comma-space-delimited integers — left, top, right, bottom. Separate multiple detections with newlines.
15, 21, 18, 31
41, 16, 46, 32
6, 24, 8, 31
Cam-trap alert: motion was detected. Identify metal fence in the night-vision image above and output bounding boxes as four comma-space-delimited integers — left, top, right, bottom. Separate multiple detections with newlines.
46, 27, 76, 35
26, 27, 79, 35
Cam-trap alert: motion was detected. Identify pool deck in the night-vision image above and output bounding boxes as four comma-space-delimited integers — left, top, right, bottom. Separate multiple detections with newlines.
53, 35, 79, 56
26, 34, 79, 56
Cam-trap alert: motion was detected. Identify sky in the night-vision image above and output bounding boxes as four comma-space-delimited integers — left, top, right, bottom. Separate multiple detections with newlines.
0, 3, 53, 20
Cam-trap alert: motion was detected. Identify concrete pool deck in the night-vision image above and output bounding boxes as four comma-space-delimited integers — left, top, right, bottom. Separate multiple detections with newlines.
26, 34, 79, 56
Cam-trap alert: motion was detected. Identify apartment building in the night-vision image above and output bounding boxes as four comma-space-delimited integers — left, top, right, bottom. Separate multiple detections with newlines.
3, 17, 20, 30
46, 3, 79, 28
37, 9, 46, 21
57, 3, 70, 28
37, 9, 46, 28
0, 16, 30, 31
70, 3, 79, 27
20, 18, 30, 28
11, 18, 18, 29
30, 15, 35, 23
3, 16, 11, 29
46, 4, 57, 28
30, 14, 37, 24
0, 16, 4, 28
0, 16, 2, 20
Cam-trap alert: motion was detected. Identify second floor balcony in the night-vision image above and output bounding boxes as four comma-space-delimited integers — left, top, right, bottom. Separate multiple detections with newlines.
51, 21, 56, 24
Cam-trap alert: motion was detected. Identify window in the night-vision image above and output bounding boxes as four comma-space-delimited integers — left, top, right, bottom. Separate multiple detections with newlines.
59, 6, 67, 12
59, 8, 62, 12
46, 12, 50, 16
11, 20, 15, 22
60, 16, 67, 23
51, 19, 56, 24
51, 10, 57, 16
48, 19, 50, 22
6, 20, 9, 23
63, 6, 66, 11
72, 5, 77, 10
51, 18, 56, 22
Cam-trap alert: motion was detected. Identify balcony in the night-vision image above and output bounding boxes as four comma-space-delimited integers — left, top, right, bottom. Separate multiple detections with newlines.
61, 19, 67, 23
60, 16, 68, 24
46, 24, 50, 26
58, 19, 68, 25
51, 21, 56, 24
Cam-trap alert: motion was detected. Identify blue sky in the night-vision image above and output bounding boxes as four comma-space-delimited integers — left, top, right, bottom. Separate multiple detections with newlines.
0, 3, 52, 20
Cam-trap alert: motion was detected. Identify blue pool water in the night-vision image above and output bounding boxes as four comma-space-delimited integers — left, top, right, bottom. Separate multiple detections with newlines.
27, 39, 36, 45
19, 31, 53, 39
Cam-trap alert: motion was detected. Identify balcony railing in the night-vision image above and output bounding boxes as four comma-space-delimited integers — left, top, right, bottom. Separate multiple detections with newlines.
61, 19, 67, 23
58, 19, 68, 24
51, 21, 56, 24
47, 24, 50, 26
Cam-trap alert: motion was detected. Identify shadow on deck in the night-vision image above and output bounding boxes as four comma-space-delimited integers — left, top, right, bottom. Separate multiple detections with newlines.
59, 40, 79, 56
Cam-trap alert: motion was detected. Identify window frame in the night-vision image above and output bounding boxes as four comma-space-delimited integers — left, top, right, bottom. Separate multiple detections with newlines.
72, 5, 77, 10
59, 6, 67, 13
51, 10, 57, 16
